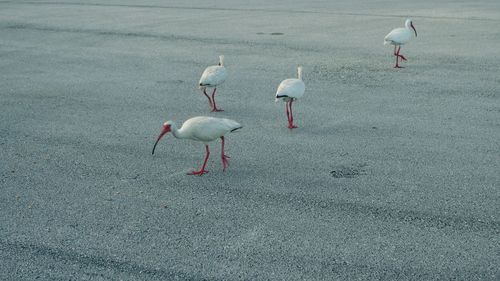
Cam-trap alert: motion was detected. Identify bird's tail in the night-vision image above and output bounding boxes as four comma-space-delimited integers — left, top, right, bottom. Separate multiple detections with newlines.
231, 125, 243, 132
223, 119, 242, 132
275, 94, 288, 102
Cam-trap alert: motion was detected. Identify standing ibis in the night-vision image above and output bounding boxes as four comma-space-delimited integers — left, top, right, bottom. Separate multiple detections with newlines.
199, 55, 227, 112
384, 19, 417, 68
275, 65, 305, 129
152, 116, 242, 176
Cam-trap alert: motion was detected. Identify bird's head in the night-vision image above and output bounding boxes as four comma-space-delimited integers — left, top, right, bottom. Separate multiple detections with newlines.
152, 121, 172, 155
406, 18, 417, 37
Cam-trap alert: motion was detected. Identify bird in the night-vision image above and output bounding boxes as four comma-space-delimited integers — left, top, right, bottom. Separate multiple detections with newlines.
384, 18, 417, 68
198, 55, 227, 112
275, 65, 305, 129
152, 116, 242, 176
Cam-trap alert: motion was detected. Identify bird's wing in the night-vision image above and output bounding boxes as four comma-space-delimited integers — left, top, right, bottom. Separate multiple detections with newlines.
199, 66, 227, 87
384, 28, 410, 45
275, 79, 305, 99
183, 117, 241, 142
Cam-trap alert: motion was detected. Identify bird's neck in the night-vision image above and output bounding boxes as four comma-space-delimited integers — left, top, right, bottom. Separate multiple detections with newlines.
170, 123, 188, 139
297, 67, 303, 80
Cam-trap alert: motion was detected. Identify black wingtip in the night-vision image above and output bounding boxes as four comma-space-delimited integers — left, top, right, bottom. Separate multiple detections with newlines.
231, 126, 243, 132
276, 95, 289, 99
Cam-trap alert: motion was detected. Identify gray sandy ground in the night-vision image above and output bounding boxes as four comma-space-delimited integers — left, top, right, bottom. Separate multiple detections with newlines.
1, 0, 499, 280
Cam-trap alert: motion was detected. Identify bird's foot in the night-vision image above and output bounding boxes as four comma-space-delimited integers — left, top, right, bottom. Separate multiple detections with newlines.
221, 154, 230, 171
287, 124, 298, 129
211, 108, 224, 112
187, 169, 209, 176
393, 65, 404, 69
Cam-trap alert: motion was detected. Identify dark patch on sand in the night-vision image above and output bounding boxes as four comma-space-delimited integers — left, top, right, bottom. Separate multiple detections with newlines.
330, 164, 367, 178
256, 32, 284, 36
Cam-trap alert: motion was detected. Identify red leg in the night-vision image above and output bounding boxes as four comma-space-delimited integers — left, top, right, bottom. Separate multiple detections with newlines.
211, 88, 224, 112
394, 54, 400, 68
394, 46, 399, 68
187, 145, 210, 176
394, 46, 404, 68
220, 136, 230, 171
203, 88, 213, 109
397, 46, 407, 61
285, 101, 291, 127
287, 100, 298, 129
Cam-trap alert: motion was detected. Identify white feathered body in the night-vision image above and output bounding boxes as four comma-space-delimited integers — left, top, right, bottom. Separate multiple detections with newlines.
199, 66, 227, 88
174, 116, 241, 144
384, 27, 411, 46
275, 78, 305, 102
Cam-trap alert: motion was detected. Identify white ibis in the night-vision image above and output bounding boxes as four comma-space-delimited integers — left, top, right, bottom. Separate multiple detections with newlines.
384, 19, 417, 68
275, 65, 305, 129
152, 116, 242, 176
199, 55, 227, 112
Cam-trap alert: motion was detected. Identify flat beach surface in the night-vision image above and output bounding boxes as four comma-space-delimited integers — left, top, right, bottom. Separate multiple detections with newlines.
1, 0, 499, 280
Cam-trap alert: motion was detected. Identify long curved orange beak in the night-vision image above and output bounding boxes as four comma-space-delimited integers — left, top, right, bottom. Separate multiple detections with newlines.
411, 23, 417, 37
152, 126, 171, 155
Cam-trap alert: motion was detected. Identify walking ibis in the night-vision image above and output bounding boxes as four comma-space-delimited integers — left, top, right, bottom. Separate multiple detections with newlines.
152, 116, 242, 176
199, 55, 227, 112
384, 19, 417, 68
275, 65, 305, 129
